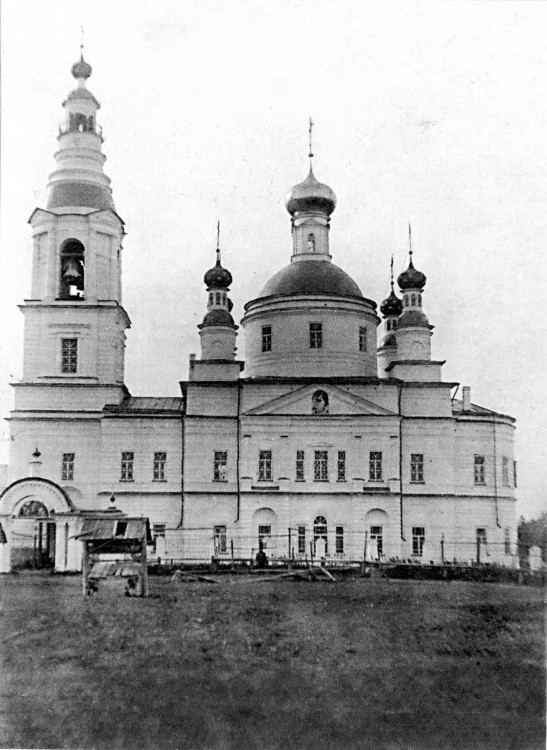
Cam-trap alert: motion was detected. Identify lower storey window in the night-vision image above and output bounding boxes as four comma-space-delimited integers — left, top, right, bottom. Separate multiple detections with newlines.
504, 528, 511, 555
258, 525, 271, 550
335, 526, 344, 554
412, 526, 425, 556
298, 526, 306, 554
214, 525, 227, 554
370, 525, 383, 557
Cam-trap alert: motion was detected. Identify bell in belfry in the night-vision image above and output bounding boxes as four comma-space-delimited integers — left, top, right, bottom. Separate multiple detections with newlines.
63, 258, 82, 281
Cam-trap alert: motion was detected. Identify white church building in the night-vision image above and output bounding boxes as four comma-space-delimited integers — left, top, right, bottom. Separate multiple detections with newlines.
0, 55, 518, 572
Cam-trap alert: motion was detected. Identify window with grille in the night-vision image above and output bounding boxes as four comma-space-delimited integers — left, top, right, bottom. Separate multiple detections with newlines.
502, 456, 509, 486
410, 453, 424, 483
153, 452, 166, 481
153, 524, 166, 538
412, 527, 425, 556
213, 451, 228, 481
61, 453, 74, 482
337, 451, 346, 481
504, 528, 511, 555
335, 526, 344, 554
261, 325, 272, 353
309, 322, 323, 349
298, 526, 306, 554
359, 326, 367, 352
120, 451, 134, 481
513, 460, 517, 488
369, 451, 383, 481
214, 525, 227, 554
258, 450, 272, 481
474, 455, 485, 485
296, 450, 305, 481
314, 450, 328, 481
61, 338, 78, 373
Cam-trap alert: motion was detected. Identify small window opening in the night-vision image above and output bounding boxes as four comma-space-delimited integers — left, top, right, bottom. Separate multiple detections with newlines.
115, 521, 128, 537
307, 233, 316, 252
60, 239, 85, 299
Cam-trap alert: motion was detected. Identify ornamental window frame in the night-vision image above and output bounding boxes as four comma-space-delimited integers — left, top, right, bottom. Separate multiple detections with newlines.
61, 338, 78, 374
313, 450, 328, 481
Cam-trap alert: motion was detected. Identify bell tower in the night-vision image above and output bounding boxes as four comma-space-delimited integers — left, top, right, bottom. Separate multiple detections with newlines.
13, 52, 130, 415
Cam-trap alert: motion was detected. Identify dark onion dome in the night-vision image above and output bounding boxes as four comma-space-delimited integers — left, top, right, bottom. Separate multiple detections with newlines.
380, 332, 397, 348
397, 258, 426, 290
257, 260, 365, 300
397, 310, 430, 329
285, 167, 336, 216
200, 309, 235, 327
204, 256, 232, 289
380, 289, 403, 317
72, 55, 92, 80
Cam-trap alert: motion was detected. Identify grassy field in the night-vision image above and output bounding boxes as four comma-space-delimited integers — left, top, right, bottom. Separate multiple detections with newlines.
0, 572, 544, 750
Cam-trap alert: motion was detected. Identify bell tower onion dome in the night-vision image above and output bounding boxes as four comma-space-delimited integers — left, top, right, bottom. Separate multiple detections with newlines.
397, 257, 426, 291
285, 167, 337, 217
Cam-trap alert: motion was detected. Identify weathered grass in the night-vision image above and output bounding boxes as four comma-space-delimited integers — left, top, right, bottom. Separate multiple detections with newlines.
0, 572, 544, 750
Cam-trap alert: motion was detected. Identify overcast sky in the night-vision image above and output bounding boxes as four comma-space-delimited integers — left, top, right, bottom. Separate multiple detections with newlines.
1, 0, 545, 518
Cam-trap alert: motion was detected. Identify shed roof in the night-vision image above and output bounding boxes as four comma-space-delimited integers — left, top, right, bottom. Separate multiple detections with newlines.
78, 517, 149, 540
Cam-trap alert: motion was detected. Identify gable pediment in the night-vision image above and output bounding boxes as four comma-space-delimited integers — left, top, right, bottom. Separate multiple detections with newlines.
243, 384, 396, 417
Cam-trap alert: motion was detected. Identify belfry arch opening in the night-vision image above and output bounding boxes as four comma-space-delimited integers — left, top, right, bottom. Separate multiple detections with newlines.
59, 239, 85, 299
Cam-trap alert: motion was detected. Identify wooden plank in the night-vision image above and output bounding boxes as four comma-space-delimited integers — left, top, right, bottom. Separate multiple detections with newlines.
172, 570, 219, 584
312, 566, 337, 582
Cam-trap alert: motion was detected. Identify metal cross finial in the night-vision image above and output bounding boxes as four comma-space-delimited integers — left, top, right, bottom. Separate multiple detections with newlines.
308, 117, 314, 163
390, 254, 394, 291
216, 220, 221, 264
80, 25, 84, 58
408, 223, 413, 259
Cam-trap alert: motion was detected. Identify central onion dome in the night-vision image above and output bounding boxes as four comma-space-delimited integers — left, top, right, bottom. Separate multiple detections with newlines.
397, 257, 426, 290
258, 260, 363, 299
71, 54, 92, 80
204, 255, 233, 289
285, 167, 337, 216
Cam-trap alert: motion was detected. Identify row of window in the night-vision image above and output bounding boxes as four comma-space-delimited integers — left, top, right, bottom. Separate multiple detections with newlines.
261, 324, 368, 353
215, 449, 421, 483
403, 293, 422, 307
473, 455, 517, 487
61, 452, 168, 482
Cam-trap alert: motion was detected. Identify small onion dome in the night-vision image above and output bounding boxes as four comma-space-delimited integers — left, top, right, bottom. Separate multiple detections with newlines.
380, 333, 397, 348
397, 258, 426, 290
200, 309, 235, 327
379, 289, 403, 317
397, 310, 430, 329
204, 256, 232, 289
286, 167, 336, 216
71, 55, 92, 80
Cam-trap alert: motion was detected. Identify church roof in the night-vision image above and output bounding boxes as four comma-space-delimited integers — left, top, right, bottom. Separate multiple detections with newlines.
104, 397, 184, 413
255, 260, 365, 301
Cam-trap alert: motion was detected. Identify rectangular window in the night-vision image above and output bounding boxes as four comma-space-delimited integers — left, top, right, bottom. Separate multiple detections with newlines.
152, 523, 166, 539
298, 526, 306, 554
336, 526, 344, 554
314, 450, 328, 481
412, 526, 425, 556
214, 525, 227, 554
153, 451, 166, 481
477, 528, 487, 546
258, 450, 272, 481
337, 451, 346, 481
213, 451, 228, 482
502, 456, 509, 486
309, 322, 323, 349
61, 338, 78, 374
513, 460, 517, 488
296, 450, 305, 481
61, 452, 74, 482
410, 453, 424, 483
369, 451, 383, 482
474, 454, 485, 485
359, 326, 367, 352
261, 325, 272, 353
120, 451, 134, 481
504, 528, 511, 555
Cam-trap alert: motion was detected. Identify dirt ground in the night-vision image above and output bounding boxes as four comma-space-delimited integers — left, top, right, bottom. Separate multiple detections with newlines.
0, 572, 544, 750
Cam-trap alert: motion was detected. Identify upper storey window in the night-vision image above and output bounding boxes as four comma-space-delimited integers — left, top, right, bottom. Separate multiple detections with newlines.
261, 325, 272, 353
309, 322, 322, 349
307, 233, 316, 252
474, 455, 486, 485
359, 326, 367, 352
59, 239, 85, 299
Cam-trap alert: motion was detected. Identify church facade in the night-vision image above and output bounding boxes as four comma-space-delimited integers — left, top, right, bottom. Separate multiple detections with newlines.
0, 56, 518, 572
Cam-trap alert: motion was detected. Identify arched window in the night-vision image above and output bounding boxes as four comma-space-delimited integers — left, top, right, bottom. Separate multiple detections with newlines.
18, 500, 49, 518
312, 390, 329, 414
411, 294, 416, 306
313, 516, 328, 555
215, 292, 221, 305
307, 233, 316, 252
387, 320, 392, 331
209, 292, 213, 305
403, 296, 408, 307
417, 294, 422, 306
59, 239, 85, 299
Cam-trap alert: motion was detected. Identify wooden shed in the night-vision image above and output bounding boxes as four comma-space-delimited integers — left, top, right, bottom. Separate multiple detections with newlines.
76, 516, 151, 597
